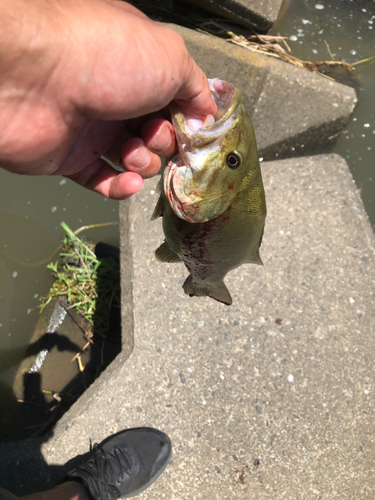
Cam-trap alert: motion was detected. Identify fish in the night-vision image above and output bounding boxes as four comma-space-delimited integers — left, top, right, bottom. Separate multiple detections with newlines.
151, 78, 266, 306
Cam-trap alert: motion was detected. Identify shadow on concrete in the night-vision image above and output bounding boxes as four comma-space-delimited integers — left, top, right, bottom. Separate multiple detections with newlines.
0, 428, 95, 496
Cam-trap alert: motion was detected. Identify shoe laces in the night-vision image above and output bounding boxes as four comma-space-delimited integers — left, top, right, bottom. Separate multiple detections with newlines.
82, 443, 133, 500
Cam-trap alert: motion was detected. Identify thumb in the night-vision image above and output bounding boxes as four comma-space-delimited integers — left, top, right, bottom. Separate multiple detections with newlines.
173, 64, 217, 119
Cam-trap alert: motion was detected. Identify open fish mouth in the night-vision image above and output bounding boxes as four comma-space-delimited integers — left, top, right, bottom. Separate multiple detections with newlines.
164, 79, 242, 223
173, 78, 240, 152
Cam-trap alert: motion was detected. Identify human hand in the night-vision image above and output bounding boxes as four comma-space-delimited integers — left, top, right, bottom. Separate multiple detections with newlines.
0, 0, 216, 199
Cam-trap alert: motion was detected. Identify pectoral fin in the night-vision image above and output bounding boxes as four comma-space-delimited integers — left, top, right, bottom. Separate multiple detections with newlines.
151, 192, 163, 220
155, 241, 181, 263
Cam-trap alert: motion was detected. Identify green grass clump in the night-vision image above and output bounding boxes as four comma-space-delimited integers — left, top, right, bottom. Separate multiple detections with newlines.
40, 222, 120, 337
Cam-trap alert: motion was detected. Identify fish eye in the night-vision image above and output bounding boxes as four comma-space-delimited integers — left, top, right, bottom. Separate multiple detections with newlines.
226, 151, 242, 169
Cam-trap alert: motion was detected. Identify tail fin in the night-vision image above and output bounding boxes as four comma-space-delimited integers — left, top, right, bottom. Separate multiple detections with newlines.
183, 275, 232, 306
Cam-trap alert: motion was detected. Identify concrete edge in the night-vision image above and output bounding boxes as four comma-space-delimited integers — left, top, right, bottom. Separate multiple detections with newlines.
185, 0, 278, 31
119, 198, 135, 360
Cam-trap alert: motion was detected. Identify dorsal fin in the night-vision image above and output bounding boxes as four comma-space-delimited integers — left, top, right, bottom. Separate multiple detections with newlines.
155, 241, 181, 263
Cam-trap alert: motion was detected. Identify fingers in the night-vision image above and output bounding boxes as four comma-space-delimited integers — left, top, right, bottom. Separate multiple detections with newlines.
56, 119, 126, 176
65, 115, 176, 199
105, 115, 175, 179
121, 117, 175, 178
65, 158, 144, 199
141, 117, 175, 157
121, 137, 161, 179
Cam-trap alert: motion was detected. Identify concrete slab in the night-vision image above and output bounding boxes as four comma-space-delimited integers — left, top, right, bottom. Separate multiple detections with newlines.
182, 0, 284, 31
2, 154, 369, 498
170, 24, 358, 160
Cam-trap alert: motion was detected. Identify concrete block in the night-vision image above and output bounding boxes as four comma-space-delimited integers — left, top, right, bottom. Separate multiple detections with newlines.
17, 154, 373, 499
182, 0, 284, 31
12, 301, 92, 403
171, 24, 358, 160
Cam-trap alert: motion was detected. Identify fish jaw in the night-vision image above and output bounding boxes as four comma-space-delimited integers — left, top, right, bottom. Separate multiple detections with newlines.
167, 80, 248, 223
163, 139, 238, 223
163, 156, 198, 223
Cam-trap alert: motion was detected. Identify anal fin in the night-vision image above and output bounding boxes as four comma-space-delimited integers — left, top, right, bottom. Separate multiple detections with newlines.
183, 275, 194, 296
183, 275, 232, 306
208, 281, 232, 306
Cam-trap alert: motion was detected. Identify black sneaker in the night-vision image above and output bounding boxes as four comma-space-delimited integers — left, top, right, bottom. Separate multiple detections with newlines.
66, 427, 172, 499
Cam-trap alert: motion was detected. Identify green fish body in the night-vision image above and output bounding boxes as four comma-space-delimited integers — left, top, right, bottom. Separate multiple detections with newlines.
152, 79, 266, 305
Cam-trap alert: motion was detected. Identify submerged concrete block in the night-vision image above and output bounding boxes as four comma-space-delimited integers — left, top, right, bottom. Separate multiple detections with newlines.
12, 300, 92, 403
171, 24, 357, 160
185, 0, 284, 31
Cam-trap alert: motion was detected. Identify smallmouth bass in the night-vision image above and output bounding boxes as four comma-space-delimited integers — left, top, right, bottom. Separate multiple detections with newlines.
152, 78, 266, 305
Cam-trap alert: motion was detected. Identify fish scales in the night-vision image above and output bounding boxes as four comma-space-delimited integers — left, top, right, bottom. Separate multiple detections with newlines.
152, 78, 266, 305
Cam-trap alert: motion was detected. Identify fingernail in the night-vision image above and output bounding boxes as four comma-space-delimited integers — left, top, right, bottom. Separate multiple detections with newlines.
127, 145, 151, 169
149, 125, 172, 153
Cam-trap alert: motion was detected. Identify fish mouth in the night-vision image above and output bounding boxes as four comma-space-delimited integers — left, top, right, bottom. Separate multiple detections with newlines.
172, 79, 241, 156
165, 79, 242, 223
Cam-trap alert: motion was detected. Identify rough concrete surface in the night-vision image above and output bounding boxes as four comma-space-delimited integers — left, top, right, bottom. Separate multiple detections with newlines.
183, 0, 284, 31
1, 154, 369, 498
170, 24, 357, 160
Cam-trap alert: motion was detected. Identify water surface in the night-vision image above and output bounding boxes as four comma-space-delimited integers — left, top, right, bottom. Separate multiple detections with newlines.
271, 0, 375, 226
0, 170, 120, 417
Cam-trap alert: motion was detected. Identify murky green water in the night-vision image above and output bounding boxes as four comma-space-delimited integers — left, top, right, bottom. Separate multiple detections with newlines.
0, 0, 374, 430
0, 170, 120, 413
270, 0, 375, 226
